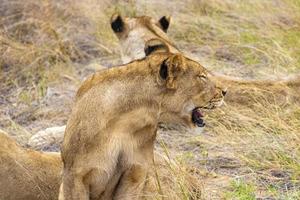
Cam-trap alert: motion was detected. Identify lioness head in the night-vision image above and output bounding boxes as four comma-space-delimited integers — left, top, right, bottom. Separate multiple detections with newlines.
110, 13, 179, 63
144, 40, 226, 128
157, 55, 226, 128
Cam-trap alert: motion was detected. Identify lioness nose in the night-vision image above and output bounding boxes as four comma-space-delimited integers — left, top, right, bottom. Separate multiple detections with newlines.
222, 89, 227, 96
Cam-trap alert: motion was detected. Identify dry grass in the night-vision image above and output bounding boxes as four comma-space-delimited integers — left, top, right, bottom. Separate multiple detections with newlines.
164, 0, 300, 81
0, 0, 300, 199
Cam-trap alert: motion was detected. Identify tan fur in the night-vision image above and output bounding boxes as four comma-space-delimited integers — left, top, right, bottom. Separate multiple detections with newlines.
0, 130, 62, 200
59, 52, 225, 200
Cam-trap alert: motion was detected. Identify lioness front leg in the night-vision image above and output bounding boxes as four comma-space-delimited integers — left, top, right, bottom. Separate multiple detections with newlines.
114, 165, 148, 200
59, 172, 89, 200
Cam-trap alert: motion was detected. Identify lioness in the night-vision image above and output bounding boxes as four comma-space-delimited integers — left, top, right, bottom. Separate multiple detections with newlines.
0, 130, 61, 200
59, 46, 226, 199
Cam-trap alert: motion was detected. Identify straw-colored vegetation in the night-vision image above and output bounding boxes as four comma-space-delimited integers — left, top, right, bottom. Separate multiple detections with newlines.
0, 0, 299, 199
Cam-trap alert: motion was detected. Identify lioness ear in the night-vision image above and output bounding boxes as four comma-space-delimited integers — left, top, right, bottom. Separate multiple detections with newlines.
111, 13, 124, 33
144, 39, 169, 56
158, 16, 171, 32
159, 54, 187, 89
159, 60, 168, 80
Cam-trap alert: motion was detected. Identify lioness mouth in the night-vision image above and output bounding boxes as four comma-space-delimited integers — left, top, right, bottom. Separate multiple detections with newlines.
192, 107, 205, 127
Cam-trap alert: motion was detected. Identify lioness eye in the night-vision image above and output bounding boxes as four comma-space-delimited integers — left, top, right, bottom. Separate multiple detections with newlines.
198, 74, 207, 81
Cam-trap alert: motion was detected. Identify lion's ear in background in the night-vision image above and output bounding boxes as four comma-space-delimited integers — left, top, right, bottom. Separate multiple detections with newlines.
144, 39, 169, 56
110, 13, 125, 33
157, 16, 171, 32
